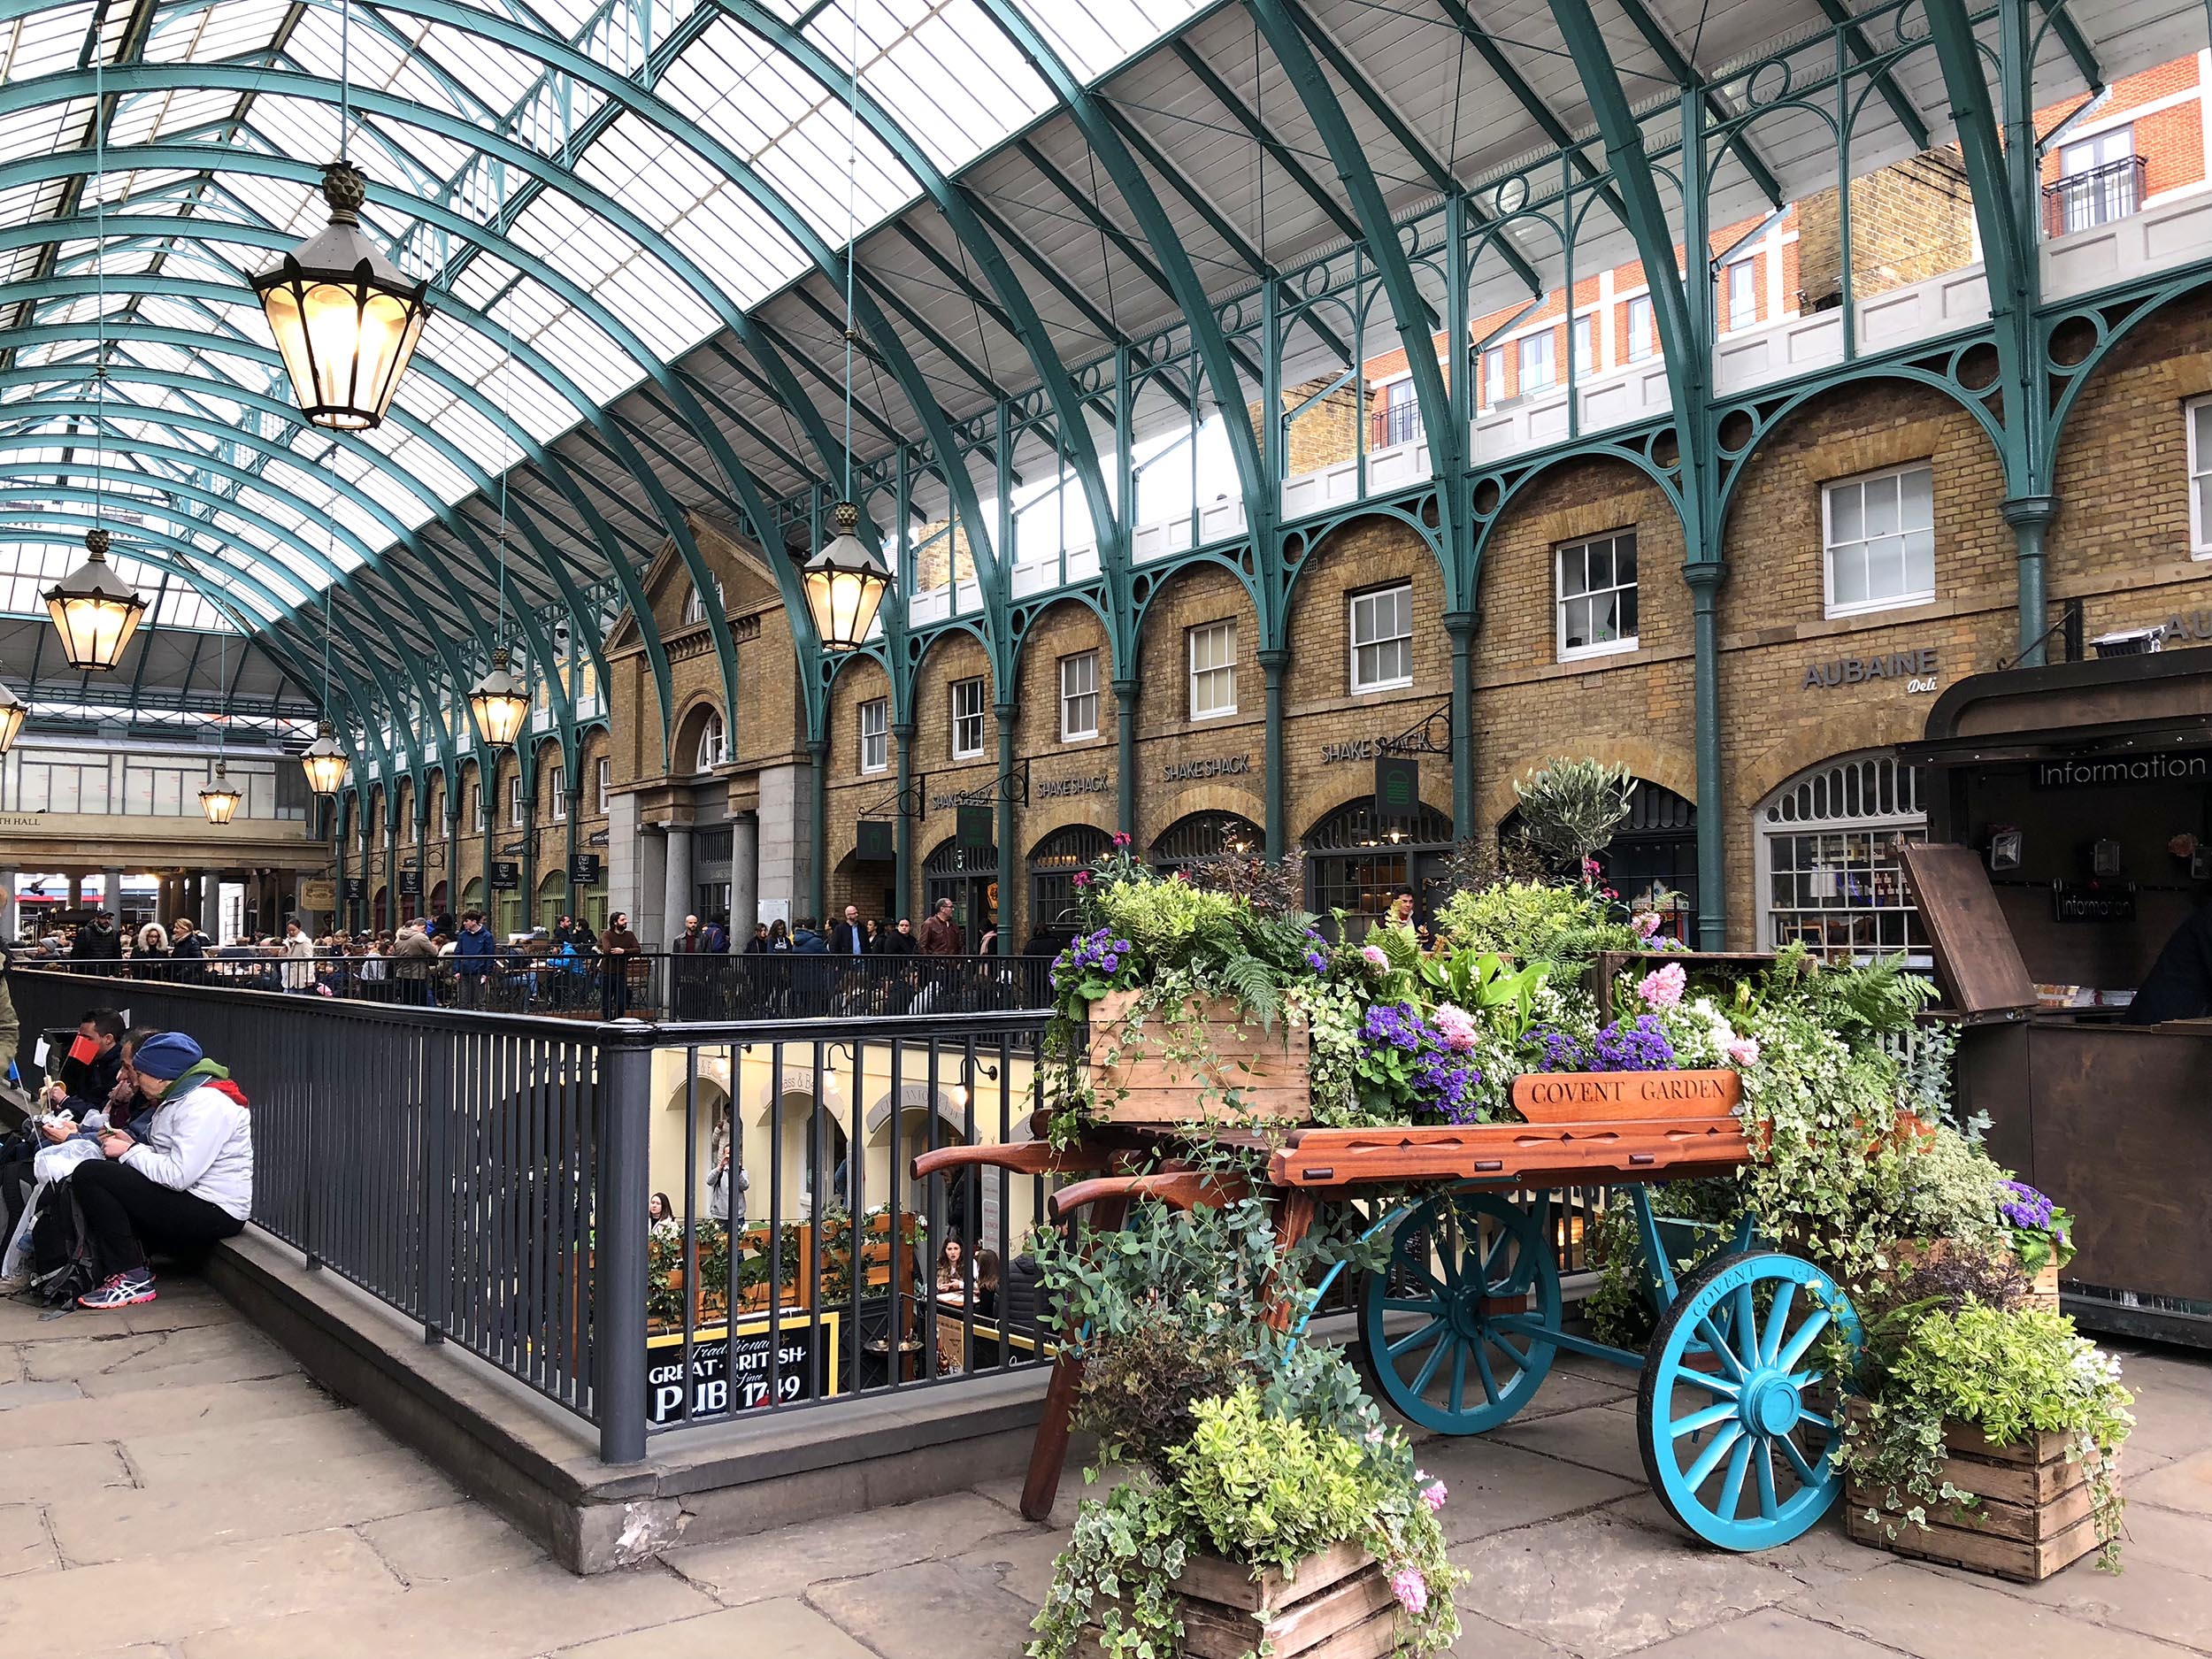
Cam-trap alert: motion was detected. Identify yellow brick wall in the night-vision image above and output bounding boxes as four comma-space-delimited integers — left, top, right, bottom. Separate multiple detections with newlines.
1793, 149, 1975, 307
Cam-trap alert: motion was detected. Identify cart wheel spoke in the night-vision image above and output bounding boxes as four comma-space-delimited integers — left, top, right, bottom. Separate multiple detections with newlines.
1760, 1281, 1796, 1367
1755, 1441, 1780, 1520
1670, 1400, 1740, 1440
1450, 1343, 1470, 1413
1694, 1316, 1747, 1380
1684, 1422, 1745, 1491
1386, 1318, 1445, 1361
1472, 1339, 1501, 1404
1775, 1309, 1832, 1372
1732, 1284, 1760, 1371
1671, 1366, 1741, 1399
1777, 1432, 1822, 1486
1382, 1297, 1439, 1314
1717, 1433, 1754, 1519
1409, 1331, 1452, 1397
1796, 1409, 1835, 1433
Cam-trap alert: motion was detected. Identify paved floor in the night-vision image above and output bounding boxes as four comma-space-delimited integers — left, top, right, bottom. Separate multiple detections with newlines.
4, 1278, 2210, 1658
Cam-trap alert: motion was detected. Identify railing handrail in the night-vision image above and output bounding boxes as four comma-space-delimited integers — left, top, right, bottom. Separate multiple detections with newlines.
2040, 152, 2148, 197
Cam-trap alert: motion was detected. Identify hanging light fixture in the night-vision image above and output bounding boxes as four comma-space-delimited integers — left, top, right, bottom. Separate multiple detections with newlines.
466, 319, 530, 740
0, 680, 27, 754
301, 588, 349, 795
50, 55, 148, 674
468, 649, 530, 748
252, 0, 431, 429
803, 499, 890, 651
798, 18, 890, 656
200, 631, 241, 822
199, 759, 244, 825
46, 527, 147, 672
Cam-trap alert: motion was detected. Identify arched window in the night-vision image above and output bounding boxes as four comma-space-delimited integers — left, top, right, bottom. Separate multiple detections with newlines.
1149, 811, 1262, 873
924, 835, 997, 950
1756, 753, 1929, 964
1304, 800, 1455, 929
1506, 780, 1700, 941
1029, 826, 1110, 937
694, 712, 726, 773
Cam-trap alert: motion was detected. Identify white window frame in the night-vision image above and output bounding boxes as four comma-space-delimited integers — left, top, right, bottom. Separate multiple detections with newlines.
949, 676, 987, 759
2185, 395, 2212, 557
1187, 620, 1238, 721
508, 775, 525, 828
473, 778, 488, 833
549, 766, 567, 822
1555, 531, 1640, 661
1625, 295, 1655, 362
596, 757, 611, 811
1059, 651, 1100, 741
1822, 463, 1937, 619
858, 695, 889, 772
1755, 753, 1930, 969
1517, 329, 1556, 393
1571, 312, 1595, 378
1724, 257, 1757, 330
2059, 124, 2133, 177
695, 712, 726, 773
1481, 345, 1504, 404
1348, 583, 1414, 693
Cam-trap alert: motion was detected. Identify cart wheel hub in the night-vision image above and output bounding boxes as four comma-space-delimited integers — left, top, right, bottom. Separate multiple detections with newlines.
1744, 1374, 1801, 1438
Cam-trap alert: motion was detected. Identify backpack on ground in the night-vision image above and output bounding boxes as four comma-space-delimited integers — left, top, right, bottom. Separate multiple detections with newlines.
27, 1181, 99, 1308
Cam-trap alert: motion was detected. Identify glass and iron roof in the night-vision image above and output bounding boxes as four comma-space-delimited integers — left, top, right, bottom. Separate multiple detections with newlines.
0, 0, 2192, 738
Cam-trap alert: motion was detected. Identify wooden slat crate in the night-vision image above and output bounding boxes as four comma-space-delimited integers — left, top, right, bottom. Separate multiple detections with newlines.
1081, 1541, 1399, 1659
1846, 1405, 2118, 1581
1087, 990, 1310, 1126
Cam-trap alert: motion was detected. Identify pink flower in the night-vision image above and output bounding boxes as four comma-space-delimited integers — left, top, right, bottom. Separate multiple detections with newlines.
1419, 1479, 1448, 1513
1632, 909, 1663, 938
1389, 1566, 1427, 1616
1361, 943, 1390, 970
1638, 962, 1686, 1010
1580, 856, 1603, 883
1724, 1036, 1761, 1068
1071, 870, 1091, 887
1432, 1004, 1479, 1053
1110, 831, 1131, 847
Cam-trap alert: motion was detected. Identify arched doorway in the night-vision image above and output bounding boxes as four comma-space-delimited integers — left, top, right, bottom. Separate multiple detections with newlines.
1304, 799, 1455, 933
924, 837, 997, 950
372, 884, 389, 933
429, 879, 449, 918
1502, 779, 1700, 941
1150, 810, 1262, 875
1755, 753, 1929, 965
1028, 826, 1109, 949
460, 877, 484, 918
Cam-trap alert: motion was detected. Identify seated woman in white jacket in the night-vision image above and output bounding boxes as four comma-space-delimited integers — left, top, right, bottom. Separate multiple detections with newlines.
73, 1032, 252, 1310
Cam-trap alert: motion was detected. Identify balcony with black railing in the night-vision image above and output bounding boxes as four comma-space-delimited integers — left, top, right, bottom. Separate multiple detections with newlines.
1369, 398, 1424, 450
2044, 154, 2149, 238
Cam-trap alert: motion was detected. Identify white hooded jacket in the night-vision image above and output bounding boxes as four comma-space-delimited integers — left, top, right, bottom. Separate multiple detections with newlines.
120, 1076, 254, 1219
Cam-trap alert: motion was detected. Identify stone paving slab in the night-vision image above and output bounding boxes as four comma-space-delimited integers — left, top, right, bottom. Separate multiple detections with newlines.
1492, 1402, 1655, 1483
548, 1601, 878, 1659
0, 1502, 58, 1578
804, 1555, 1044, 1659
1786, 1562, 2196, 1659
661, 1489, 1032, 1608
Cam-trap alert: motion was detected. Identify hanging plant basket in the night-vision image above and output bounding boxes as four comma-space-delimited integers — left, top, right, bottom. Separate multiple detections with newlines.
1085, 989, 1310, 1128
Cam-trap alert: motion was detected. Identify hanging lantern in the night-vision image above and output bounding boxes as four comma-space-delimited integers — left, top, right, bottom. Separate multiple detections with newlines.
300, 722, 351, 795
801, 500, 890, 652
44, 527, 147, 672
467, 649, 531, 749
198, 759, 244, 826
0, 680, 26, 753
253, 161, 434, 431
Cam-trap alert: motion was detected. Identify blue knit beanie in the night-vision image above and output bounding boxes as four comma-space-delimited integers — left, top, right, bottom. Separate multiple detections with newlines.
133, 1032, 203, 1080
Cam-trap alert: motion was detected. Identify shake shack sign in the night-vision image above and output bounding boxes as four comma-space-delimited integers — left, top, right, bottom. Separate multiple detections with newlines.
1802, 647, 1938, 693
1163, 754, 1250, 782
1036, 773, 1110, 799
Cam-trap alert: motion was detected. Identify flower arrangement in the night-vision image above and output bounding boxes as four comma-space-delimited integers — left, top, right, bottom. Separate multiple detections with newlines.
1996, 1179, 2077, 1278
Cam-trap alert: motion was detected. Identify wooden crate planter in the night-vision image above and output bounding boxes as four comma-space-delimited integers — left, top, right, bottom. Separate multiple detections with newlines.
1082, 1541, 1399, 1659
1087, 990, 1310, 1126
1846, 1406, 2118, 1582
2025, 1257, 2061, 1314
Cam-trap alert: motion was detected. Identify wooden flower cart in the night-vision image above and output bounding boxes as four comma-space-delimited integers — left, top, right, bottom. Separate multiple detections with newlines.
917, 1063, 1863, 1556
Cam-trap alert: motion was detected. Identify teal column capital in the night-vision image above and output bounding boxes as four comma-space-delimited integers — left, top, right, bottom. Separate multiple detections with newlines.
2002, 495, 2060, 529
1681, 561, 1731, 598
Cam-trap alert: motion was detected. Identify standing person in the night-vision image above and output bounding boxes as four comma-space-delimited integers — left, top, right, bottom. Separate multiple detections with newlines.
864, 918, 882, 953
71, 908, 122, 965
168, 918, 208, 986
391, 923, 440, 1005
743, 923, 770, 954
453, 910, 496, 1008
279, 919, 316, 993
766, 919, 790, 951
599, 911, 642, 1018
883, 917, 918, 956
72, 1033, 252, 1309
671, 913, 711, 1019
791, 917, 826, 953
918, 897, 963, 956
706, 1142, 748, 1227
828, 904, 869, 956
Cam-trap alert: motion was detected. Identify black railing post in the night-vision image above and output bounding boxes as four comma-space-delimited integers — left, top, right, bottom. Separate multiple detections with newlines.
420, 1026, 452, 1345
595, 1024, 652, 1463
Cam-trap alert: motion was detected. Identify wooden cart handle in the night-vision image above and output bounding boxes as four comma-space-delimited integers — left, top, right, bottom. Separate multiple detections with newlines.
911, 1142, 1101, 1180
1048, 1171, 1249, 1221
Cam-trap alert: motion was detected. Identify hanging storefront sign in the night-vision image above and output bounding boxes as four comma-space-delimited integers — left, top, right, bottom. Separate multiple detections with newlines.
342, 877, 367, 902
956, 803, 994, 849
489, 860, 520, 890
1801, 647, 1939, 692
856, 819, 895, 862
397, 867, 422, 896
1375, 754, 1419, 819
297, 878, 334, 910
568, 852, 603, 884
645, 1310, 843, 1426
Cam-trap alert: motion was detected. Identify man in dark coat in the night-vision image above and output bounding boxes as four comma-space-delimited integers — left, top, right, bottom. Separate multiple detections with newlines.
71, 910, 123, 963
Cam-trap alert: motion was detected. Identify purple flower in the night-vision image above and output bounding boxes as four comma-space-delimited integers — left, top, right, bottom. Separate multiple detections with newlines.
1997, 1179, 2056, 1233
1304, 950, 1328, 973
1590, 1014, 1676, 1072
1525, 1026, 1586, 1072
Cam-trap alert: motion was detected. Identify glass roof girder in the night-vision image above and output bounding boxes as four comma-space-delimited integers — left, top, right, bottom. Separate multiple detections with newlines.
1608, 0, 1783, 205
674, 354, 818, 490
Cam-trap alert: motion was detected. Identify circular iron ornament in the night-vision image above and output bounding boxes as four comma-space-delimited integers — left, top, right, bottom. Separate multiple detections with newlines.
1638, 1250, 1861, 1551
1359, 1191, 1562, 1436
1399, 224, 1424, 260
1494, 174, 1531, 215
1890, 3, 1929, 47
1748, 59, 1793, 107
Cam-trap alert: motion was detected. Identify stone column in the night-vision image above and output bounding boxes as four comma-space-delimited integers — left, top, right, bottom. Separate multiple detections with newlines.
102, 866, 124, 918
67, 873, 82, 909
731, 813, 759, 936
203, 869, 222, 938
662, 823, 693, 948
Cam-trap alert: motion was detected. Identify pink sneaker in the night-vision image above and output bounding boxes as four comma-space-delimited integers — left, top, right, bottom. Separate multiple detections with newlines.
77, 1271, 157, 1309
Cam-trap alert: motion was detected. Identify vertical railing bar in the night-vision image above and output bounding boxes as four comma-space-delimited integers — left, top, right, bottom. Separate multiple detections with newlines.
680, 1042, 699, 1427
767, 1041, 785, 1417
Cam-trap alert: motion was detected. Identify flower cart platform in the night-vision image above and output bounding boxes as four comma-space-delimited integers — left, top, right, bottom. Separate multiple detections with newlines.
918, 1069, 1863, 1558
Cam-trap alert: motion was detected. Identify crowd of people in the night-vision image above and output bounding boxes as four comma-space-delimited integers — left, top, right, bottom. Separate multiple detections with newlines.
16, 900, 1050, 1020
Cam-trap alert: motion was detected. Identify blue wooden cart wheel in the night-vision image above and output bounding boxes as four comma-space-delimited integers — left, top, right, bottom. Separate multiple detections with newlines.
1361, 1191, 1561, 1435
1637, 1250, 1861, 1551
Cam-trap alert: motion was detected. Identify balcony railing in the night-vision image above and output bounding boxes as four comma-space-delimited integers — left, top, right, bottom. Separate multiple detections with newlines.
1369, 399, 1423, 449
2044, 155, 2148, 238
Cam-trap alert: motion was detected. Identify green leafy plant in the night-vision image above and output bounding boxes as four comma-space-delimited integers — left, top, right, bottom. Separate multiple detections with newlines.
1508, 757, 1637, 868
1433, 879, 1640, 969
1168, 1386, 1379, 1571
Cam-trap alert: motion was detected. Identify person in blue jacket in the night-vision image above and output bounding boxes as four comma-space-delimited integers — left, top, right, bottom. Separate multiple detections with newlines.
453, 910, 498, 1009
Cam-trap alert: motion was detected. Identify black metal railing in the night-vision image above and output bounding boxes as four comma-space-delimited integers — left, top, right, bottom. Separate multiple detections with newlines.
1369, 399, 1423, 449
2043, 154, 2147, 238
26, 950, 1056, 1022
7, 964, 1056, 1464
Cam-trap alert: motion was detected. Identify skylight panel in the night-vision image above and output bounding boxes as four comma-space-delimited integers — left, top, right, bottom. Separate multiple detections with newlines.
533, 310, 646, 405
0, 4, 96, 85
